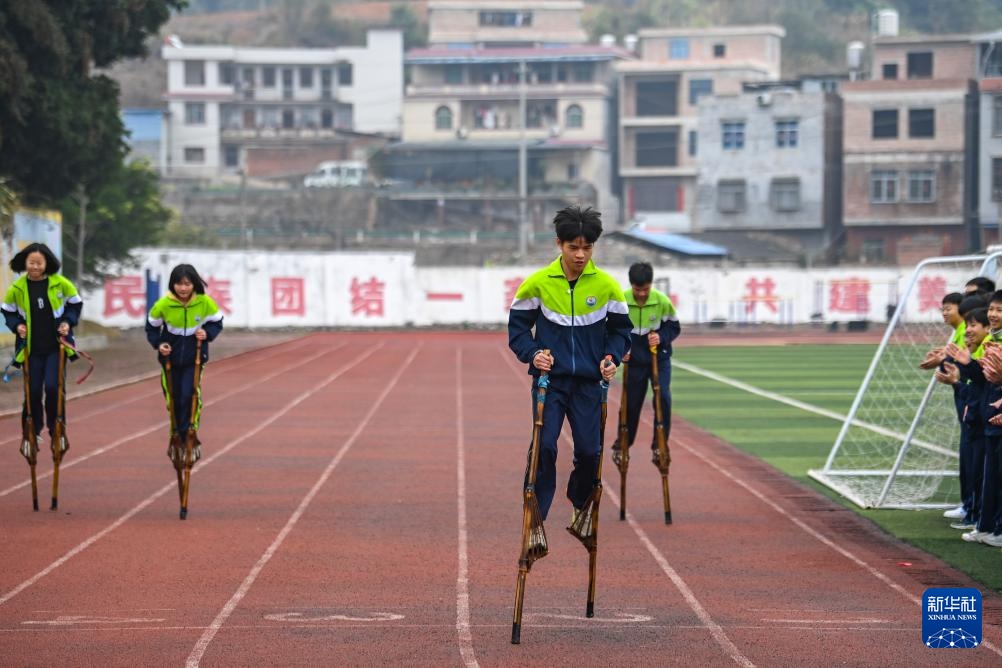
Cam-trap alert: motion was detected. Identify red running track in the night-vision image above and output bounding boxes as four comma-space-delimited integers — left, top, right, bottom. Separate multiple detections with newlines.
0, 331, 998, 666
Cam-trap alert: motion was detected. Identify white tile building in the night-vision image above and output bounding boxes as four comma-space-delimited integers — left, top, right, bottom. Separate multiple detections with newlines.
162, 30, 402, 180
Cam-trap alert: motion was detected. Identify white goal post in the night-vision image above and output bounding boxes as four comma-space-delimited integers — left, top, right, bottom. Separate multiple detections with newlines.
809, 252, 1002, 509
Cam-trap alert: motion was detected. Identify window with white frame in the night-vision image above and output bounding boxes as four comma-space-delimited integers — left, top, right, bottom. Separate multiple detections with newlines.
717, 180, 746, 213
338, 63, 353, 86
435, 106, 453, 130
775, 119, 799, 148
993, 158, 1002, 201
219, 63, 235, 85
771, 178, 801, 211
907, 169, 936, 202
669, 38, 689, 59
184, 102, 206, 125
722, 121, 745, 149
184, 61, 205, 86
183, 147, 205, 163
300, 67, 314, 88
870, 170, 899, 203
565, 104, 583, 129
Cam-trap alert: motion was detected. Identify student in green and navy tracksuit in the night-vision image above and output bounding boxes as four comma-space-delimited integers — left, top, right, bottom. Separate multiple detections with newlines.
146, 265, 223, 455
611, 262, 681, 465
2, 243, 83, 446
508, 205, 632, 521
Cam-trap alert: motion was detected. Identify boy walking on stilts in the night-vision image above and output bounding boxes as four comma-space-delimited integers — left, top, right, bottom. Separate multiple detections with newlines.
508, 205, 632, 525
611, 262, 681, 467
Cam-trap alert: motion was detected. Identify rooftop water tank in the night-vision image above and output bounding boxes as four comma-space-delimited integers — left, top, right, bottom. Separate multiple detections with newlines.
599, 34, 616, 48
847, 41, 865, 70
875, 8, 899, 37
624, 34, 638, 53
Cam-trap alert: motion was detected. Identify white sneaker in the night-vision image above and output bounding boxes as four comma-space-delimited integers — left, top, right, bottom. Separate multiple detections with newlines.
943, 504, 967, 519
962, 530, 990, 543
981, 533, 1002, 547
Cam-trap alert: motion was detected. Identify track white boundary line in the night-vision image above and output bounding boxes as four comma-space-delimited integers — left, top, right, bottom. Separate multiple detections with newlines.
0, 343, 375, 609
673, 360, 955, 459
455, 349, 479, 667
185, 345, 418, 668
0, 337, 315, 425
0, 343, 342, 499
668, 431, 1002, 659
499, 348, 752, 667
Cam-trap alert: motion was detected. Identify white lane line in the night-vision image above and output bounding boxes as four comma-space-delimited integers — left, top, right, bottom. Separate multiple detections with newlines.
455, 348, 479, 668
591, 450, 754, 668
0, 343, 341, 498
673, 360, 954, 458
0, 337, 315, 427
0, 622, 921, 634
185, 346, 419, 668
0, 343, 375, 608
669, 431, 1002, 659
500, 349, 753, 668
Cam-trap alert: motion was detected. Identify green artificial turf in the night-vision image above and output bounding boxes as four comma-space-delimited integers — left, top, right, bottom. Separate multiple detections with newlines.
671, 343, 1002, 592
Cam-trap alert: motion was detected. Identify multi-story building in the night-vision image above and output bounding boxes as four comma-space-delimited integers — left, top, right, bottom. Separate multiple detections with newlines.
694, 82, 843, 257
841, 30, 978, 264
976, 30, 1002, 245
616, 25, 784, 232
384, 0, 628, 235
161, 30, 402, 181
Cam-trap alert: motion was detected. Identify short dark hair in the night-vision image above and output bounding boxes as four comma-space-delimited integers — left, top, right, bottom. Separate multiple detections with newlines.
990, 290, 1002, 307
942, 292, 963, 306
966, 307, 990, 328
959, 295, 987, 316
628, 262, 654, 286
966, 276, 996, 294
9, 243, 60, 275
553, 205, 602, 243
168, 264, 206, 296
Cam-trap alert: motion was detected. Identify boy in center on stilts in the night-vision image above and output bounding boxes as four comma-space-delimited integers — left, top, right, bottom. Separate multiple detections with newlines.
507, 205, 632, 526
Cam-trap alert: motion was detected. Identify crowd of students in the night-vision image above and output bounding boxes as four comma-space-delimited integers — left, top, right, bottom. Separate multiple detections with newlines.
925, 276, 1002, 548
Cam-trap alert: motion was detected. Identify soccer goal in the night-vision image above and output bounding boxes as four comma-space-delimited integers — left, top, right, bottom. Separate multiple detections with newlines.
809, 252, 1002, 509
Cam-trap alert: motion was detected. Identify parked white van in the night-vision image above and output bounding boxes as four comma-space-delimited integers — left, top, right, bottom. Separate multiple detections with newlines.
303, 161, 367, 188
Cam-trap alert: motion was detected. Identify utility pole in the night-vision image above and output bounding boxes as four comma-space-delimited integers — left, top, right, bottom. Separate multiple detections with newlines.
75, 186, 88, 284
238, 168, 248, 249
518, 60, 528, 262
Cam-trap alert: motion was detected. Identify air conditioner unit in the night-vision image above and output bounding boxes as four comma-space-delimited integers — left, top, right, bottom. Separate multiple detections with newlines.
756, 93, 772, 107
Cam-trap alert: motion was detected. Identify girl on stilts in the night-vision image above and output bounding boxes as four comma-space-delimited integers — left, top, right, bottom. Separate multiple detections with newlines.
2, 243, 83, 452
146, 264, 223, 465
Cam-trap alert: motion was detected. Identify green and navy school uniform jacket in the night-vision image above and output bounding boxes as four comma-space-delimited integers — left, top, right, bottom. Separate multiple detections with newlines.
508, 256, 632, 380
2, 273, 82, 363
950, 322, 966, 347
624, 287, 680, 367
145, 293, 223, 367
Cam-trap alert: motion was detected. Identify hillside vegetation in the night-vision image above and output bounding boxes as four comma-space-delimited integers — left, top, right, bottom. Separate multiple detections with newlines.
116, 0, 1002, 106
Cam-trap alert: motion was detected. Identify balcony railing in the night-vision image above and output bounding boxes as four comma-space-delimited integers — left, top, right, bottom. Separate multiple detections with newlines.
220, 125, 350, 139
405, 82, 608, 97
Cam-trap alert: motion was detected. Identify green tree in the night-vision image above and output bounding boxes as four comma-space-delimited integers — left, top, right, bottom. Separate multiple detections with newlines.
58, 161, 173, 283
0, 1, 185, 202
390, 3, 427, 49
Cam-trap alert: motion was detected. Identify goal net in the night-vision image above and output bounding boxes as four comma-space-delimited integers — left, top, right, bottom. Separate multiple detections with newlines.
809, 253, 1002, 509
